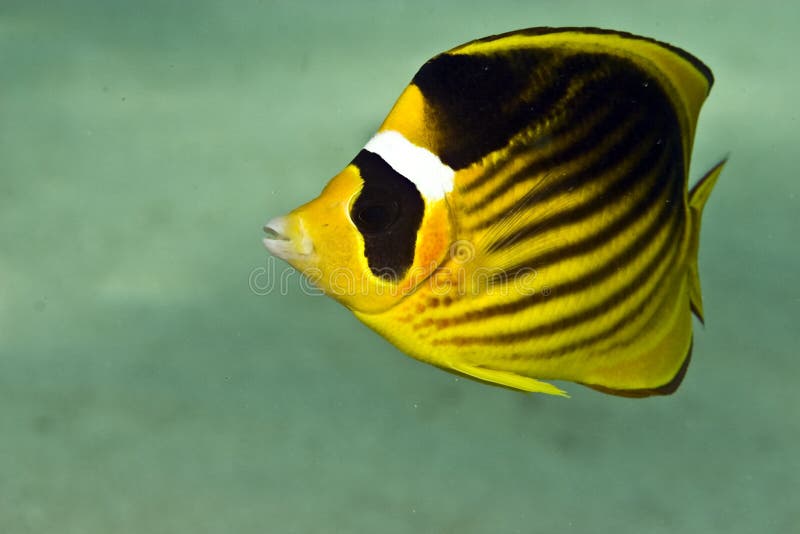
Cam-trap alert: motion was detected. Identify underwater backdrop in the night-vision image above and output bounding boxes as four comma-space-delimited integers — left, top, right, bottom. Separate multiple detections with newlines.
1, 1, 797, 532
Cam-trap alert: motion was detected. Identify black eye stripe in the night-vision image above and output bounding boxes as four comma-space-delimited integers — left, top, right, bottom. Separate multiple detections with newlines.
351, 150, 424, 280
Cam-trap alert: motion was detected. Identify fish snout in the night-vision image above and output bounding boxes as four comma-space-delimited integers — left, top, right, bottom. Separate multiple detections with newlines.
262, 215, 314, 263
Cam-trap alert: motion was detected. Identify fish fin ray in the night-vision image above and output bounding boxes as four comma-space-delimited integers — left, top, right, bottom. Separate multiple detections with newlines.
449, 361, 569, 397
451, 28, 714, 138
471, 171, 566, 272
687, 158, 726, 322
451, 27, 713, 89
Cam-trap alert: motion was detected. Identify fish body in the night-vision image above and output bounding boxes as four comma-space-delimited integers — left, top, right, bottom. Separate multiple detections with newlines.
263, 27, 723, 397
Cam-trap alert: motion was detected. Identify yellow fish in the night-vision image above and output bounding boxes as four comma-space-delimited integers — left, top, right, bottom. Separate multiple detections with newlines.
263, 27, 724, 397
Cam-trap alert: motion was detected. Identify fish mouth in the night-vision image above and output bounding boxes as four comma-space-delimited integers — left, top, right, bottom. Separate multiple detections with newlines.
262, 215, 314, 262
262, 223, 289, 241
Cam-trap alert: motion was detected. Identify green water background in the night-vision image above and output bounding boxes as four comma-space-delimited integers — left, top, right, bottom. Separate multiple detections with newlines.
1, 1, 797, 532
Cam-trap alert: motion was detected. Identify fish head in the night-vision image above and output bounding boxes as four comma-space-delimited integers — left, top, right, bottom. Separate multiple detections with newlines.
264, 162, 453, 314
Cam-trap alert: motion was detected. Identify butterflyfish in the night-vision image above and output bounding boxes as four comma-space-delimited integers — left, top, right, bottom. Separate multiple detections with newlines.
263, 27, 723, 398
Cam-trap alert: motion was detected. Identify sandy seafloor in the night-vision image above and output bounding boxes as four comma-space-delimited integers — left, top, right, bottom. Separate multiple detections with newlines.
1, 1, 798, 532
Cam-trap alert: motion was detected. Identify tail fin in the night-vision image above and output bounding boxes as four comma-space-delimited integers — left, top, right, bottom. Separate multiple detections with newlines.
687, 158, 726, 323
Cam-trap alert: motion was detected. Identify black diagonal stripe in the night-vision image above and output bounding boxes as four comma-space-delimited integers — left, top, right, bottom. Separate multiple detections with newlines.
458, 62, 616, 195
482, 149, 675, 285
463, 60, 677, 221
465, 102, 652, 220
414, 51, 621, 170
587, 271, 690, 364
484, 128, 668, 252
525, 239, 686, 361
428, 159, 680, 331
434, 197, 684, 347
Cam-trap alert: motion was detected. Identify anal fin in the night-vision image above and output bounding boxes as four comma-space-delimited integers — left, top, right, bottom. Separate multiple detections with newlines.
583, 339, 694, 398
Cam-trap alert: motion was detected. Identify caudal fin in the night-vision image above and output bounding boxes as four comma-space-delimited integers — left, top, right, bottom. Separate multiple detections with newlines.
687, 158, 726, 323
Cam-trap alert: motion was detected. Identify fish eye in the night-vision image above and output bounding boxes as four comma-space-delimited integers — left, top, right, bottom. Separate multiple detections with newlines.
354, 199, 400, 234
348, 150, 425, 277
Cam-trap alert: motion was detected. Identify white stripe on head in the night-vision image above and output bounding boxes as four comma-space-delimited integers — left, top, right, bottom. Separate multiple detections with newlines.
363, 130, 454, 201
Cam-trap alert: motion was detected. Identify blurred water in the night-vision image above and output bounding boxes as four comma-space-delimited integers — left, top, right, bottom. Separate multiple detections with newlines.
1, 1, 797, 532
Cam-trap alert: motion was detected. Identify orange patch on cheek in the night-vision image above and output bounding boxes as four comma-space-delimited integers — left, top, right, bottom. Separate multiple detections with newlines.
414, 202, 451, 269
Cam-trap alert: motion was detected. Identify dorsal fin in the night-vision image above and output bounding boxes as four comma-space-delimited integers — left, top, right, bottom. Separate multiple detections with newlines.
441, 31, 692, 302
